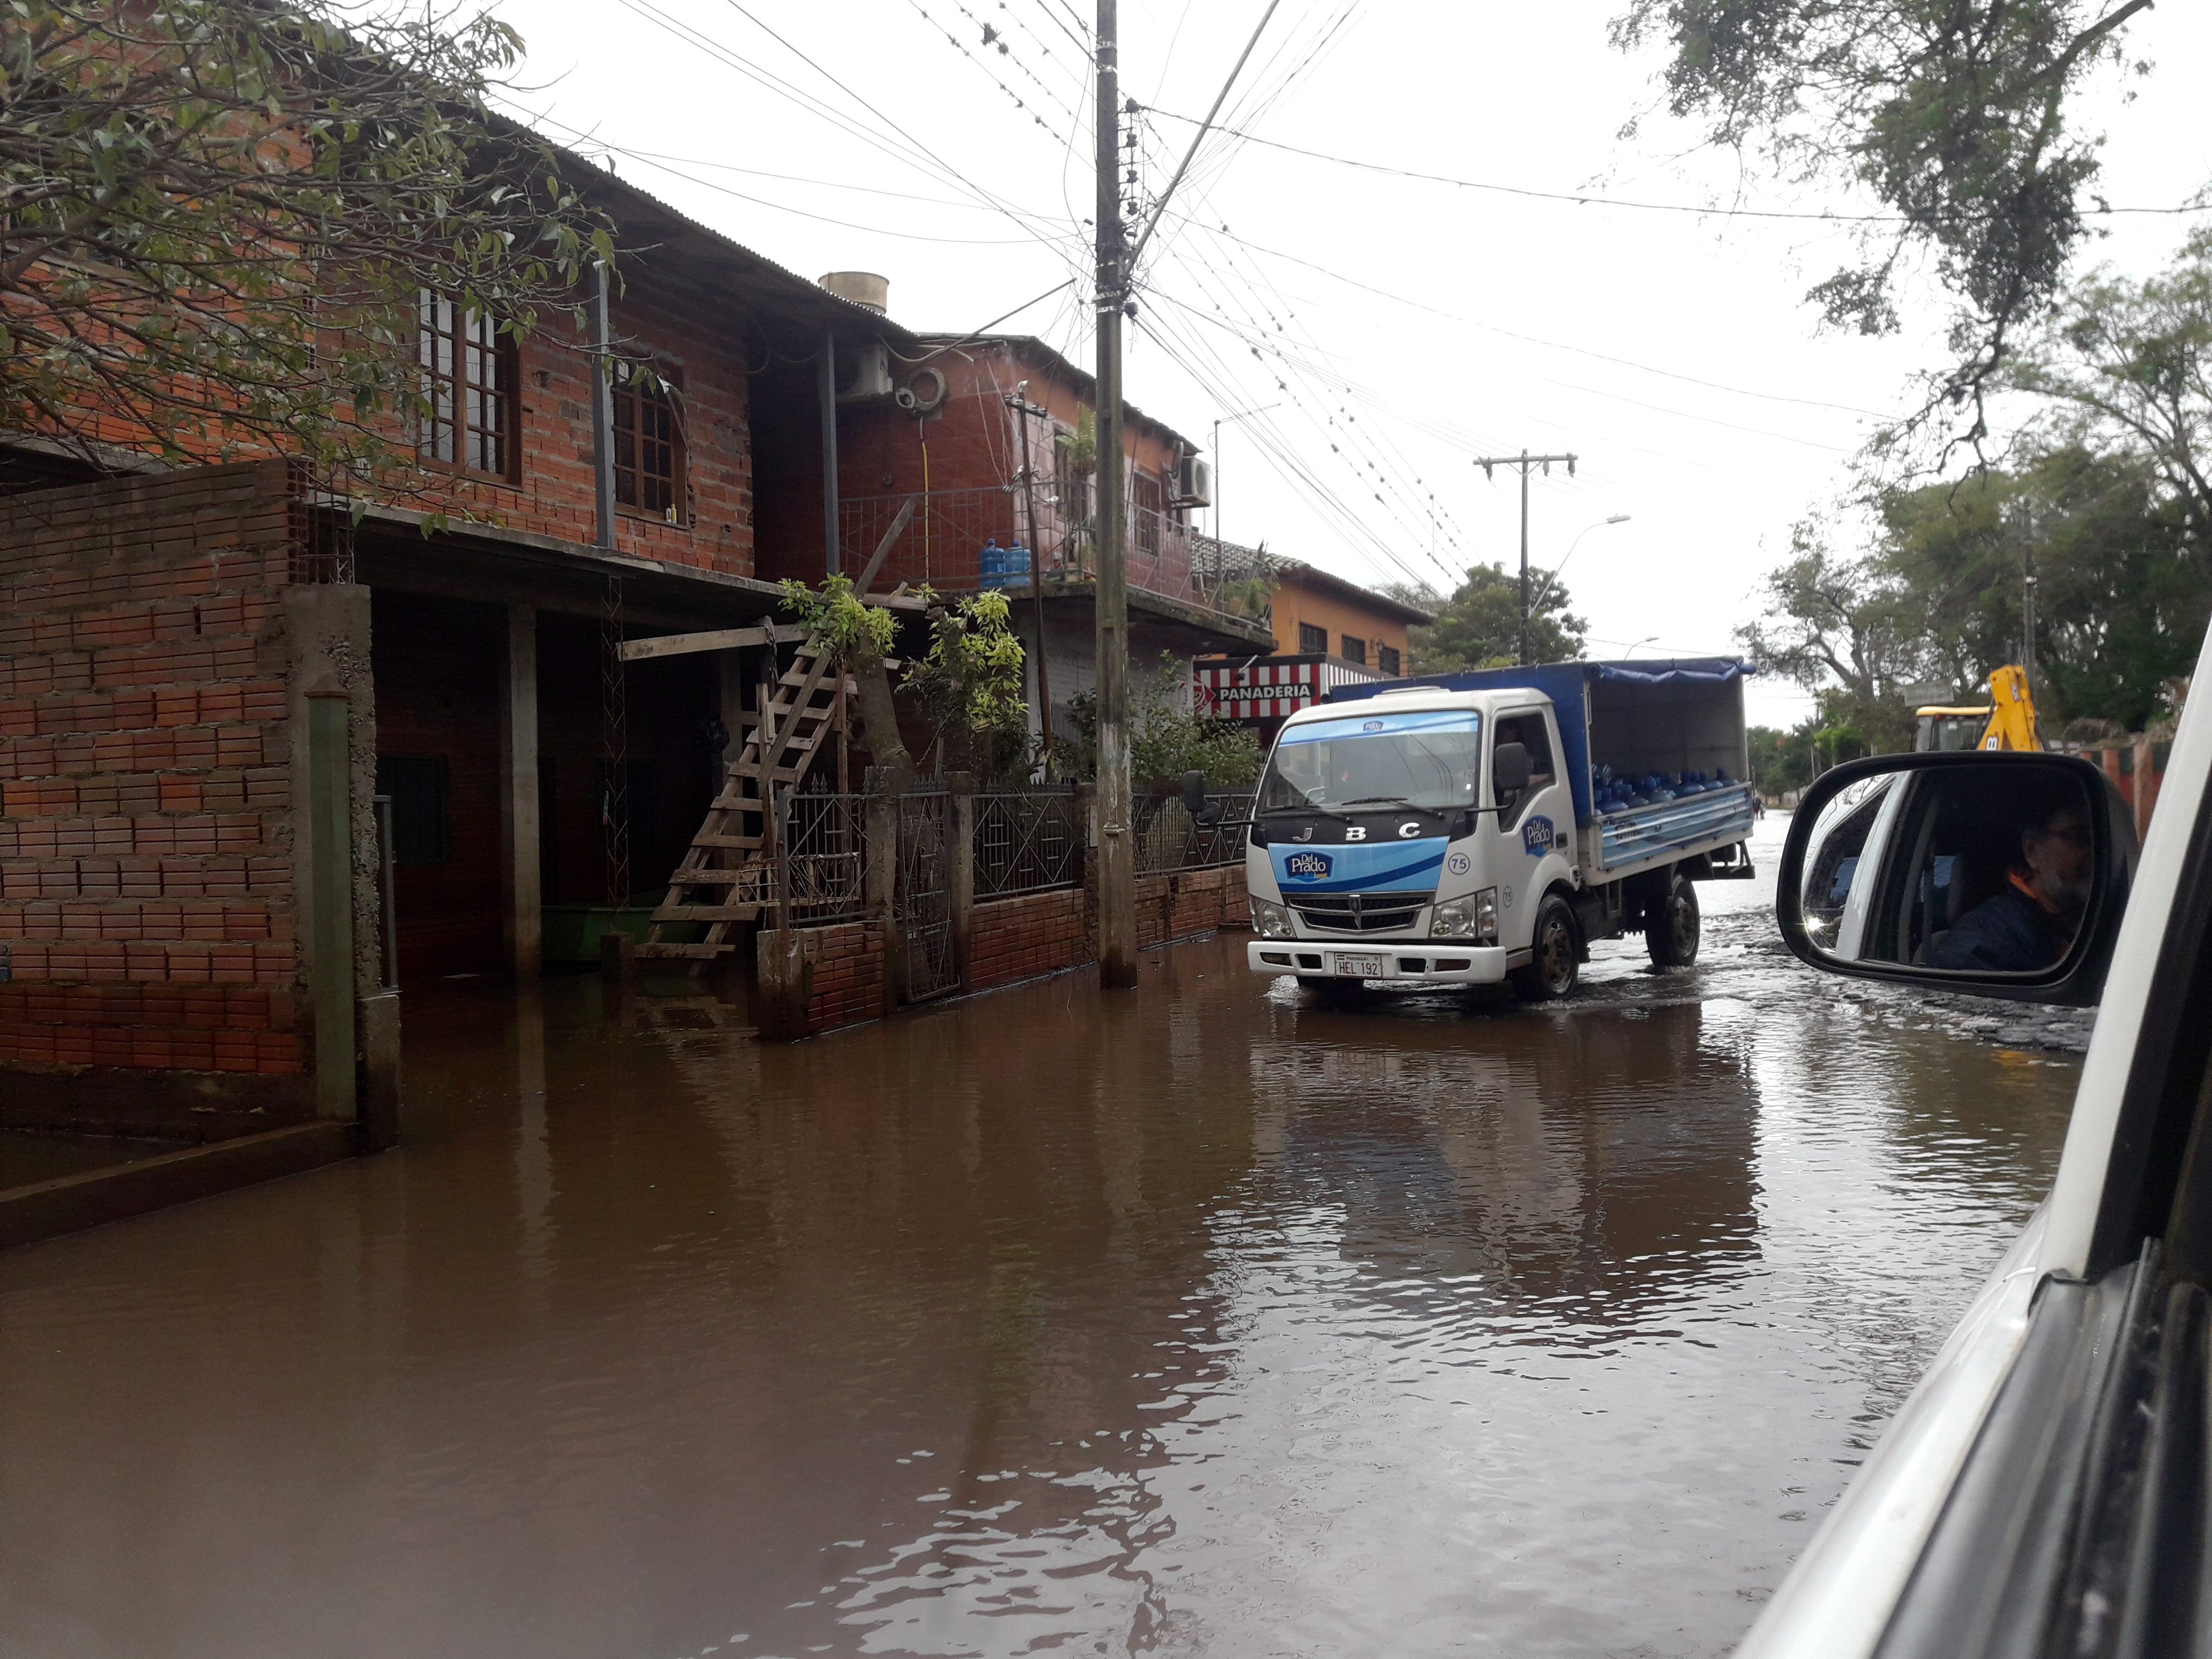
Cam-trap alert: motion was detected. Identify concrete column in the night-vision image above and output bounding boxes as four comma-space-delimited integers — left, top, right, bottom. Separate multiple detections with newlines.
865, 766, 903, 1003
305, 689, 356, 1121
501, 602, 542, 980
948, 771, 976, 990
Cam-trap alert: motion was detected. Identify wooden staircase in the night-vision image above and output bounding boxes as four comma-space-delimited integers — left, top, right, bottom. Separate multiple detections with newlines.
636, 499, 915, 966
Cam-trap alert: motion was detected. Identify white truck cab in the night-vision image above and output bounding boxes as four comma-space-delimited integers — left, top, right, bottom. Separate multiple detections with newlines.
1242, 661, 1758, 999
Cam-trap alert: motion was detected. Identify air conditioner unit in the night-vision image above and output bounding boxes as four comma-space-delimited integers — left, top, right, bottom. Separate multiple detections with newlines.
1173, 454, 1212, 509
834, 339, 894, 402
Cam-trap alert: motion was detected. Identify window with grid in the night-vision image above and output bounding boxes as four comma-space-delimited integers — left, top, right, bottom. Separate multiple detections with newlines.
417, 294, 514, 479
614, 379, 682, 520
1298, 622, 1327, 655
1341, 634, 1367, 666
1377, 644, 1401, 676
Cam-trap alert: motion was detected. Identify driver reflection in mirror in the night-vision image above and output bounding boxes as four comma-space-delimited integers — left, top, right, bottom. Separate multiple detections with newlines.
1925, 784, 2093, 972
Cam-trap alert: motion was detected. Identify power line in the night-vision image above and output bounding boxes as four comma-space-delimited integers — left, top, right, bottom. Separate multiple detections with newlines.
1141, 106, 2212, 223
1157, 207, 1898, 419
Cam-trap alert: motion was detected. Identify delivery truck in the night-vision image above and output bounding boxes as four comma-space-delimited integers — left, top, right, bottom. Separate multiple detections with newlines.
1232, 657, 1757, 1000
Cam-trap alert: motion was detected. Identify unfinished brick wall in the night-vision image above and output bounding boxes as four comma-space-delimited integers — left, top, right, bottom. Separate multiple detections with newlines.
0, 461, 372, 1139
969, 887, 1088, 992
410, 274, 757, 580
1133, 866, 1248, 950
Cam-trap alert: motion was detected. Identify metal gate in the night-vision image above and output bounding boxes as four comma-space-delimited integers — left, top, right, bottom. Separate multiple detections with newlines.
895, 788, 961, 1002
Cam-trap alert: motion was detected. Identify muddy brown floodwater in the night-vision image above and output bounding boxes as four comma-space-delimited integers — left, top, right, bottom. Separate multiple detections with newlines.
0, 818, 2081, 1659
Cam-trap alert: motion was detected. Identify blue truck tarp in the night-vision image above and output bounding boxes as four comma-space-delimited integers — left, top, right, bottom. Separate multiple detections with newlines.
1324, 658, 1754, 829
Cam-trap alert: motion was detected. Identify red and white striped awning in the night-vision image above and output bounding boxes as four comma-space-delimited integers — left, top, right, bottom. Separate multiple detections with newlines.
1195, 656, 1373, 723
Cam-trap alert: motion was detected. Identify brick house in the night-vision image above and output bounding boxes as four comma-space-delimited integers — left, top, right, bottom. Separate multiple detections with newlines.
0, 163, 939, 1175
796, 321, 1273, 756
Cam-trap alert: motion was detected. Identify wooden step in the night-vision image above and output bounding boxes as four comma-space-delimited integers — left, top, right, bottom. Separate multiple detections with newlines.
634, 941, 730, 960
652, 903, 762, 923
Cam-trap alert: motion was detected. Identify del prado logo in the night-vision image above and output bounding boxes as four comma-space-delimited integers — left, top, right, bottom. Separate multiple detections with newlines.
1283, 851, 1333, 881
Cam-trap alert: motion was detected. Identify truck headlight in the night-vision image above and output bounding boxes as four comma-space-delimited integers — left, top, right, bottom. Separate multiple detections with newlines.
1250, 896, 1293, 937
1434, 890, 1499, 944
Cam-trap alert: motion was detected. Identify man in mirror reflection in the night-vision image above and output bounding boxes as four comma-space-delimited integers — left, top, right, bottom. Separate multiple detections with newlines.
1926, 783, 2094, 972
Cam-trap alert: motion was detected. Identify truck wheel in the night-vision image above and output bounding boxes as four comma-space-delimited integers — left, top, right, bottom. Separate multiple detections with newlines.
1510, 893, 1579, 1001
1646, 874, 1700, 968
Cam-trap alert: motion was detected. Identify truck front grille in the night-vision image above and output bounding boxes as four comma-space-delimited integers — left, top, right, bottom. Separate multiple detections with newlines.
1290, 890, 1430, 933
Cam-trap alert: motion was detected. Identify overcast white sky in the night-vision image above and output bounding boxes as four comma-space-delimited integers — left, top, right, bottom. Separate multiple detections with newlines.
487, 0, 2212, 728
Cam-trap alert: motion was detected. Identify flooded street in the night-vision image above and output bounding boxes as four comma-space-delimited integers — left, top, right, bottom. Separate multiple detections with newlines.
0, 818, 2082, 1659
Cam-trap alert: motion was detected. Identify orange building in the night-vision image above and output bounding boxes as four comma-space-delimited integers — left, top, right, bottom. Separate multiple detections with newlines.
1192, 537, 1433, 733
1263, 562, 1428, 676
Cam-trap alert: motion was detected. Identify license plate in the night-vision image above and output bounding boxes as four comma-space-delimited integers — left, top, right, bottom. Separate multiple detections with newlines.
1333, 953, 1384, 978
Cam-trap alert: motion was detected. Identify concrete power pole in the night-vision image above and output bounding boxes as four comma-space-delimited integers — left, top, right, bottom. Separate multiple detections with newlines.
1093, 0, 1136, 989
1471, 450, 1576, 666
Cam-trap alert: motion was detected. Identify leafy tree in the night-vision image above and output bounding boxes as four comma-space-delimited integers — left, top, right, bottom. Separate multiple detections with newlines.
1403, 562, 1586, 672
2007, 227, 2212, 541
1051, 659, 1262, 788
779, 574, 914, 786
1875, 444, 2202, 729
1737, 526, 1922, 703
1744, 442, 2206, 738
1611, 0, 2161, 446
1746, 724, 1813, 796
0, 0, 610, 488
900, 590, 1031, 780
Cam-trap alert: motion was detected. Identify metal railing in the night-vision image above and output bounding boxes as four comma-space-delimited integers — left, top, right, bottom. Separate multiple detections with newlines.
775, 789, 869, 924
837, 485, 1198, 603
1133, 790, 1254, 875
974, 786, 1084, 897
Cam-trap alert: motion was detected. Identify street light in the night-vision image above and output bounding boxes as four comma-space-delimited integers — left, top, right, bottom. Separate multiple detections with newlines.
1528, 513, 1630, 616
1211, 402, 1280, 550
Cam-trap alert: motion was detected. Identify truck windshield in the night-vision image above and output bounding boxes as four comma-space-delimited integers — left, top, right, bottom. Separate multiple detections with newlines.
1257, 709, 1481, 814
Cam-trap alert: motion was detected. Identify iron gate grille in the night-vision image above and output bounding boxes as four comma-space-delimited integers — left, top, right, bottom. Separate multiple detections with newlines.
896, 789, 961, 1002
974, 788, 1082, 896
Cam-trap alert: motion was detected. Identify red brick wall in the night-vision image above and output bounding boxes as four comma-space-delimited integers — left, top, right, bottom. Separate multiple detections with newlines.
374, 271, 760, 580
0, 462, 338, 1137
969, 887, 1088, 992
757, 340, 1196, 596
794, 921, 887, 1034
1132, 865, 1247, 950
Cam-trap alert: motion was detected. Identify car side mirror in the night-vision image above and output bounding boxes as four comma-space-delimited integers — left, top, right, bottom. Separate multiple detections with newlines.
1775, 752, 2136, 1006
1178, 769, 1222, 826
1493, 742, 1531, 797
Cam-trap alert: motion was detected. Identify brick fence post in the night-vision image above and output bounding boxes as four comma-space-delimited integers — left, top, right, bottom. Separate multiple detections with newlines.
947, 771, 976, 991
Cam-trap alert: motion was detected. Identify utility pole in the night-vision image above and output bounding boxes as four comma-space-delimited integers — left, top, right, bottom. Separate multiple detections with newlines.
1089, 0, 1276, 993
1093, 0, 1135, 988
1007, 386, 1056, 773
1471, 450, 1577, 666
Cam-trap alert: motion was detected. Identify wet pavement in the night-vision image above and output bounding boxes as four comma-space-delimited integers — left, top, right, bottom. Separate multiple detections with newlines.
0, 816, 2083, 1658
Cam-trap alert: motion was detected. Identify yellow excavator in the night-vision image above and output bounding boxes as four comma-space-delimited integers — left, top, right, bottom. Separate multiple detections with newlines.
1914, 664, 2042, 752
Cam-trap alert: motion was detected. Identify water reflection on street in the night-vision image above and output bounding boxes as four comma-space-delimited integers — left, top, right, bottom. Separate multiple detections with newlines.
0, 820, 2079, 1658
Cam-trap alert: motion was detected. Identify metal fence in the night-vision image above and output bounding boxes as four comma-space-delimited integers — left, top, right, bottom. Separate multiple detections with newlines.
838, 485, 1198, 603
974, 787, 1083, 897
776, 789, 869, 924
1133, 791, 1254, 875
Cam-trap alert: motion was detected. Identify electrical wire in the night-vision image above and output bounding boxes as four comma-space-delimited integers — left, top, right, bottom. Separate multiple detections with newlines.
1143, 106, 2212, 222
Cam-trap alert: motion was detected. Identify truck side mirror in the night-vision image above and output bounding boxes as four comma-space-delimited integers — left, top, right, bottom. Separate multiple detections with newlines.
1775, 752, 2136, 1006
1493, 742, 1532, 797
1178, 769, 1222, 825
